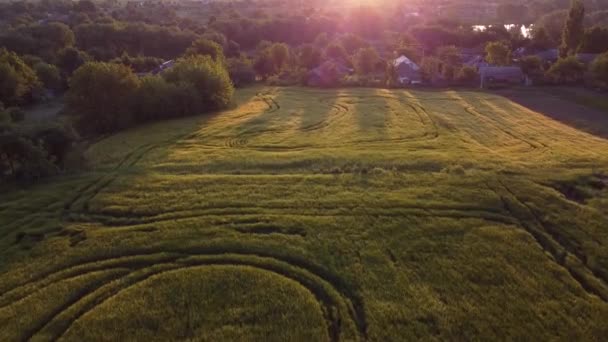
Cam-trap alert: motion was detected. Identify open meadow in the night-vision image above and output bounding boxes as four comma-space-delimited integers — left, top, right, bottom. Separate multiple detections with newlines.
1, 86, 608, 341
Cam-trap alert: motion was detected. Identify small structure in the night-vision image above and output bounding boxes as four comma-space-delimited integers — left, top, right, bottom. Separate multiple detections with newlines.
464, 55, 490, 68
479, 66, 524, 88
393, 55, 422, 85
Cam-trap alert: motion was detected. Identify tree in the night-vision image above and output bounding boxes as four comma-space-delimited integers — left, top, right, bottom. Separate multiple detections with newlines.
546, 56, 586, 84
529, 27, 554, 51
0, 49, 40, 105
56, 47, 90, 75
560, 0, 585, 57
340, 34, 369, 55
185, 38, 225, 64
455, 66, 479, 85
313, 33, 329, 48
253, 52, 275, 80
534, 10, 569, 45
420, 57, 442, 83
485, 41, 511, 66
590, 52, 608, 86
297, 44, 321, 70
520, 55, 544, 79
163, 55, 234, 110
67, 62, 140, 134
578, 26, 608, 54
227, 57, 256, 86
437, 45, 461, 67
34, 62, 61, 91
324, 43, 348, 62
269, 43, 289, 72
353, 47, 380, 75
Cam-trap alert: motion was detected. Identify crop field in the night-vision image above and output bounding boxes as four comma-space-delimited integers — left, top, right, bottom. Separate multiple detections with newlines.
1, 86, 608, 340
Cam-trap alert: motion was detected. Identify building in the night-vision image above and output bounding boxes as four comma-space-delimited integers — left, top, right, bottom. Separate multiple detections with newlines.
393, 55, 422, 85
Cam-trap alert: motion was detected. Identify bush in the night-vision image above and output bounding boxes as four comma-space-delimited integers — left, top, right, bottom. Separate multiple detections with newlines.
0, 48, 40, 105
456, 66, 479, 86
546, 56, 586, 84
34, 62, 62, 91
590, 52, 608, 87
67, 62, 140, 134
163, 55, 234, 110
227, 57, 256, 87
185, 38, 225, 64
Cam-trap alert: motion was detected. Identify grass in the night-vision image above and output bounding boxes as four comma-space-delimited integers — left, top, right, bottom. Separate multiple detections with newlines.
1, 86, 608, 340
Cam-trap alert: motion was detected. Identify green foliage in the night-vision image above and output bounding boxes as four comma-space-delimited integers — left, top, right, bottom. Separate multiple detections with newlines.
437, 45, 461, 67
7, 107, 25, 123
33, 62, 61, 91
56, 47, 90, 75
324, 43, 348, 62
560, 0, 585, 57
67, 62, 140, 134
590, 52, 608, 86
578, 26, 608, 54
353, 47, 380, 75
111, 53, 163, 73
534, 10, 569, 45
520, 56, 544, 77
297, 44, 321, 70
455, 66, 479, 85
340, 34, 369, 55
485, 41, 511, 66
529, 27, 554, 51
227, 57, 256, 87
0, 49, 40, 105
420, 56, 442, 82
269, 43, 290, 72
547, 56, 587, 84
185, 38, 225, 64
163, 55, 234, 111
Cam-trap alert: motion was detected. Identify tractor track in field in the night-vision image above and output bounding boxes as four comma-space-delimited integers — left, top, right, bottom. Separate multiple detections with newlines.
487, 180, 608, 302
3, 250, 369, 342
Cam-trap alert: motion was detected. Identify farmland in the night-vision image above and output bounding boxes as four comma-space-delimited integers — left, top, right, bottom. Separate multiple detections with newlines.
1, 86, 608, 340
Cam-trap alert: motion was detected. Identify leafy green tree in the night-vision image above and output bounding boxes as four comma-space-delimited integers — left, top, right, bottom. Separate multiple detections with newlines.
547, 56, 586, 84
485, 41, 511, 66
456, 66, 479, 85
578, 26, 608, 54
56, 47, 90, 75
67, 62, 140, 134
340, 34, 369, 55
34, 62, 61, 91
269, 43, 290, 72
560, 0, 585, 57
313, 33, 329, 48
520, 55, 544, 79
353, 47, 380, 75
253, 52, 275, 80
163, 55, 234, 110
437, 45, 461, 67
297, 44, 321, 70
590, 52, 608, 86
227, 57, 256, 87
185, 38, 225, 64
324, 43, 348, 62
420, 57, 442, 83
529, 27, 554, 51
0, 49, 40, 105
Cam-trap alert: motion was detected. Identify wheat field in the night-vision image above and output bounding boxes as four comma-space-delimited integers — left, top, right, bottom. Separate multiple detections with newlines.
1, 86, 607, 341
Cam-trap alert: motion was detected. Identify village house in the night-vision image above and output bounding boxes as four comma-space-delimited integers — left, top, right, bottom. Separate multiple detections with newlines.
393, 55, 422, 85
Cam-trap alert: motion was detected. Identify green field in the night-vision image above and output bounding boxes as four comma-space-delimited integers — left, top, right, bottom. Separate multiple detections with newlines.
1, 87, 608, 340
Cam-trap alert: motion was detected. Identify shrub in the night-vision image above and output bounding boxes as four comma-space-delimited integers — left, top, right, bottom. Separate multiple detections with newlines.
185, 38, 225, 64
456, 66, 479, 86
163, 55, 234, 110
546, 56, 586, 84
34, 62, 62, 91
590, 52, 608, 87
227, 57, 256, 87
0, 49, 40, 105
67, 62, 140, 134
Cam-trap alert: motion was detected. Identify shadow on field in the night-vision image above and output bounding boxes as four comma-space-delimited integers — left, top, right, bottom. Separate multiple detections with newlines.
496, 89, 608, 140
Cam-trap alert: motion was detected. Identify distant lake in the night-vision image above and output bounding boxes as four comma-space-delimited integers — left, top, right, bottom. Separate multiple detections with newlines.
472, 24, 533, 38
